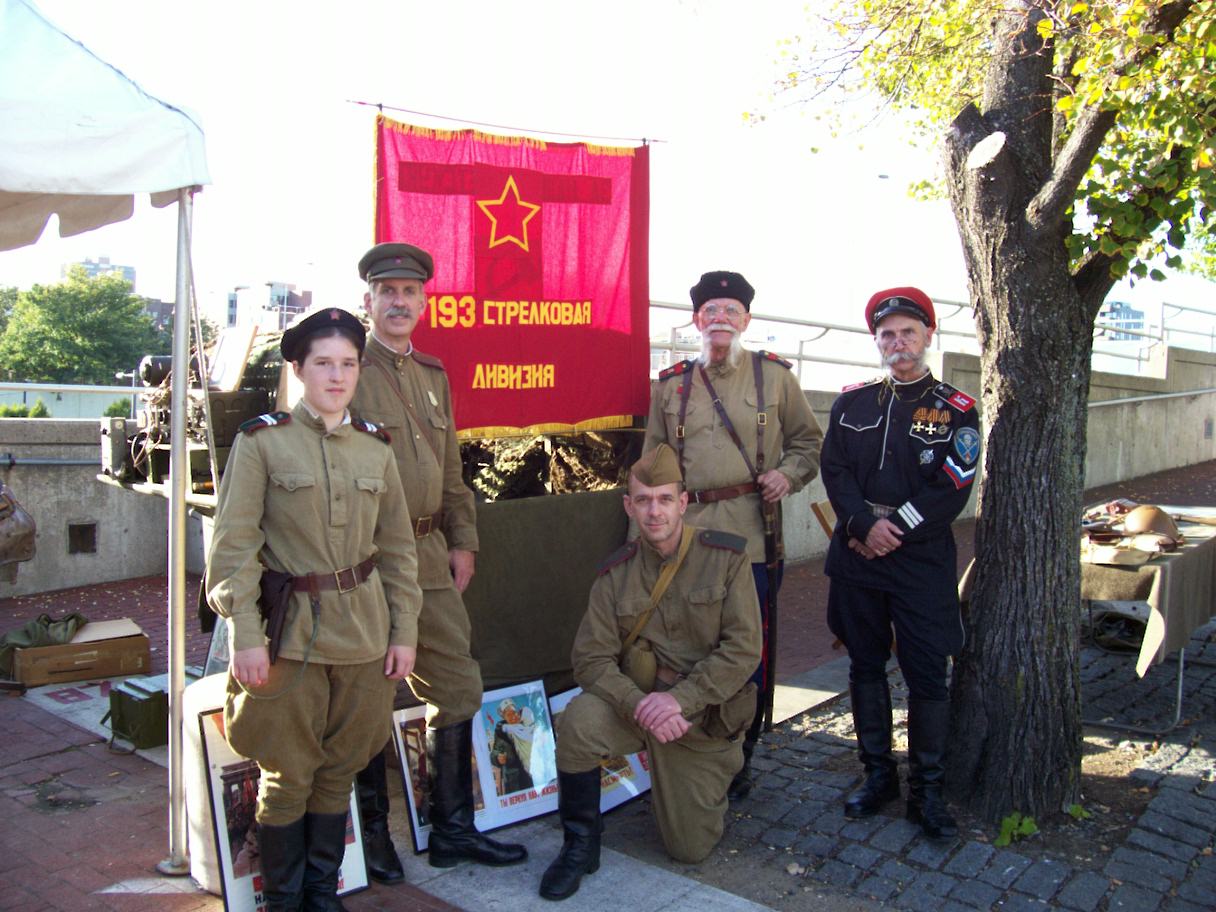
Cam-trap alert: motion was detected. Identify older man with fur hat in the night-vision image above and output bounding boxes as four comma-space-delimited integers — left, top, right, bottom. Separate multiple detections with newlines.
643, 270, 823, 801
539, 444, 762, 900
348, 242, 527, 879
820, 287, 980, 840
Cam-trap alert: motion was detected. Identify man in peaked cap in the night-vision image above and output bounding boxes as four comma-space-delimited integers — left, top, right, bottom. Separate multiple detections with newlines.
349, 242, 527, 879
643, 270, 823, 802
539, 443, 762, 900
820, 286, 979, 841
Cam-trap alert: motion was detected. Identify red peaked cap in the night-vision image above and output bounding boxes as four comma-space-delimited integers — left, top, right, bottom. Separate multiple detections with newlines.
864, 286, 936, 333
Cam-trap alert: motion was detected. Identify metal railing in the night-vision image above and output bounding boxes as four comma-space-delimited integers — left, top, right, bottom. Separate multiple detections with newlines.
651, 295, 1216, 380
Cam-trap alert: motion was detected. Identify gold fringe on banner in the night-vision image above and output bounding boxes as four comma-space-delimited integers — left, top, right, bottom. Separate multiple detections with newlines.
457, 415, 643, 441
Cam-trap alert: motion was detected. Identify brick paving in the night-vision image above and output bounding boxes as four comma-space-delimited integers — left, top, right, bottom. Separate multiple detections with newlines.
1, 460, 1214, 910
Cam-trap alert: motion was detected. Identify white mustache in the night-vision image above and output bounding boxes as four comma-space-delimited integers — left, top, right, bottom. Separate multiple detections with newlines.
706, 323, 736, 334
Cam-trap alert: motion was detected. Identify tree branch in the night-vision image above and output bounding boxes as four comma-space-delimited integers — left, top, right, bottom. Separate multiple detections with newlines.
1071, 250, 1118, 321
1026, 106, 1117, 231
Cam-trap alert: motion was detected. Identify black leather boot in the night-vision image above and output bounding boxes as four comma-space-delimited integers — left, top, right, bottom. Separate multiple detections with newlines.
727, 704, 763, 802
844, 679, 901, 818
905, 698, 958, 839
302, 811, 350, 912
259, 817, 306, 912
427, 720, 529, 868
539, 769, 603, 901
355, 748, 404, 884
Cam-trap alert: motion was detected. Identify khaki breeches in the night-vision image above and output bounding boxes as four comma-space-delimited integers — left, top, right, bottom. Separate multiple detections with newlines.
407, 584, 484, 728
555, 691, 743, 863
225, 658, 395, 825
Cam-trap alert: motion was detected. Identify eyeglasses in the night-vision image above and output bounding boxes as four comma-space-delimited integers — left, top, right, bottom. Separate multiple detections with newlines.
700, 303, 745, 319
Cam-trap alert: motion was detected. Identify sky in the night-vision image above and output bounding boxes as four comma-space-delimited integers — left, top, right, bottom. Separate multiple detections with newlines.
1, 0, 1211, 364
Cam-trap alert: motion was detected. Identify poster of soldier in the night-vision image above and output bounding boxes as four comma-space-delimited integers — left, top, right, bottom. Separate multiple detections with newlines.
390, 704, 490, 852
199, 709, 368, 910
474, 680, 559, 826
549, 687, 652, 812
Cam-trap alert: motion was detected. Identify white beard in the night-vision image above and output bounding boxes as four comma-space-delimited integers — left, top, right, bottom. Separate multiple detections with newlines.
699, 330, 746, 368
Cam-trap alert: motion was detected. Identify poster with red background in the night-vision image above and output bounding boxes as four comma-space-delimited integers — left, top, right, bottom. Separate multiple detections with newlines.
375, 115, 650, 437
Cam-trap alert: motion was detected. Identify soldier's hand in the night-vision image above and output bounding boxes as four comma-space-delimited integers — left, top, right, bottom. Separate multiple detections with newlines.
864, 518, 903, 556
384, 645, 416, 680
650, 715, 691, 743
232, 646, 270, 687
634, 691, 684, 732
848, 537, 879, 560
450, 549, 476, 592
757, 469, 791, 503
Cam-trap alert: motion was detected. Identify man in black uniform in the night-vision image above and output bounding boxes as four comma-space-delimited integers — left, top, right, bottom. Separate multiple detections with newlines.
821, 286, 980, 840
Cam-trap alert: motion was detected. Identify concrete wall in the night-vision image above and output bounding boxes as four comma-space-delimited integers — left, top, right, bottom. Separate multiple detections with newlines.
2, 343, 1213, 595
0, 419, 167, 597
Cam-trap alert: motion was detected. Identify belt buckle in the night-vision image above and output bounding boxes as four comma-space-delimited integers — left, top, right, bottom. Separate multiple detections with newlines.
334, 566, 358, 594
415, 515, 433, 537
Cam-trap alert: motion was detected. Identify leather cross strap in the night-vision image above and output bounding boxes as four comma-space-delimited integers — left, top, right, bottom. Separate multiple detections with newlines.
291, 556, 377, 595
622, 524, 695, 652
367, 358, 442, 465
696, 363, 759, 479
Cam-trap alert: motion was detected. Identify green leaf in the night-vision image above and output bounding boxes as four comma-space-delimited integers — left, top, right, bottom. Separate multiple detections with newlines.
1067, 803, 1092, 820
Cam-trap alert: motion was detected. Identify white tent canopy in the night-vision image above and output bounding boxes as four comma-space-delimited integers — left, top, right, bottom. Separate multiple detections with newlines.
0, 0, 210, 874
0, 0, 210, 249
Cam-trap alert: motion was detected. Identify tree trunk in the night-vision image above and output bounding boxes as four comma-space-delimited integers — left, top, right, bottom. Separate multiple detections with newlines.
941, 94, 1091, 821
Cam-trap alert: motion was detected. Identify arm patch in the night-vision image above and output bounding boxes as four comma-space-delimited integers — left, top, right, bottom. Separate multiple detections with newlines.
698, 529, 746, 553
597, 540, 639, 575
352, 418, 391, 444
238, 411, 291, 435
658, 360, 692, 381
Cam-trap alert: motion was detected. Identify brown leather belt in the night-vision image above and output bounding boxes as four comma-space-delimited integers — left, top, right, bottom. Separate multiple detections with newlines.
655, 665, 683, 687
689, 482, 757, 504
413, 513, 441, 538
291, 556, 377, 595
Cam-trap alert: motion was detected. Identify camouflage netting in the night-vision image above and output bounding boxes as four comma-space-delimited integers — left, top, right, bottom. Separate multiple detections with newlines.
461, 431, 642, 501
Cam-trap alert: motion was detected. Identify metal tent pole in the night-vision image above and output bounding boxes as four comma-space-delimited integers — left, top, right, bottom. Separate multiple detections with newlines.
158, 186, 193, 876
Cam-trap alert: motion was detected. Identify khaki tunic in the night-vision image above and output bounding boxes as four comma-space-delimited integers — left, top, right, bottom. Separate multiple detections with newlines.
644, 354, 823, 563
350, 335, 483, 725
206, 403, 422, 824
556, 526, 761, 862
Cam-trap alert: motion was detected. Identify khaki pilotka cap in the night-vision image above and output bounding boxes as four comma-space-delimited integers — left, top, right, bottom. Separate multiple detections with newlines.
358, 242, 435, 282
631, 443, 684, 488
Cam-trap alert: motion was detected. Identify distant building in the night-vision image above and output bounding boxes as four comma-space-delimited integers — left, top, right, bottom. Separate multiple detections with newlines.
1098, 300, 1145, 341
143, 298, 172, 331
226, 283, 313, 332
65, 256, 136, 289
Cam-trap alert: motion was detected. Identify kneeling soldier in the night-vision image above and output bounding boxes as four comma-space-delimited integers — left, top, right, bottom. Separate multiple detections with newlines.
540, 444, 762, 900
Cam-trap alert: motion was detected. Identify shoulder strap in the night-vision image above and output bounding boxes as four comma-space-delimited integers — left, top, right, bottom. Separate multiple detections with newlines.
752, 351, 766, 474
367, 359, 442, 463
622, 524, 695, 652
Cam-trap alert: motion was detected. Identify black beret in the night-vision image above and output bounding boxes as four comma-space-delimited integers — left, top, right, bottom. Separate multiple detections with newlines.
280, 308, 366, 363
689, 271, 755, 311
358, 242, 435, 283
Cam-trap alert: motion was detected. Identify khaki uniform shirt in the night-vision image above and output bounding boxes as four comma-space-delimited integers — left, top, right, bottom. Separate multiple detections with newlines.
644, 353, 823, 562
350, 336, 479, 590
207, 402, 422, 662
572, 527, 762, 720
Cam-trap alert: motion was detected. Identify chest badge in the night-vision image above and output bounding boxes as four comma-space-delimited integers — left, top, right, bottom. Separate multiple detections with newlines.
427, 390, 439, 408
920, 449, 935, 465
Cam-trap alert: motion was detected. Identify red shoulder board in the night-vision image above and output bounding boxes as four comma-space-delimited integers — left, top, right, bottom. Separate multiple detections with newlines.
238, 411, 291, 435
658, 360, 692, 381
351, 418, 391, 444
412, 349, 445, 370
597, 540, 639, 575
934, 382, 976, 413
841, 377, 883, 393
758, 350, 793, 369
698, 529, 746, 553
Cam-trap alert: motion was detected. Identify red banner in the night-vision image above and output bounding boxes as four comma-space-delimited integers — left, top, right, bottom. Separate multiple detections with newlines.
374, 115, 650, 438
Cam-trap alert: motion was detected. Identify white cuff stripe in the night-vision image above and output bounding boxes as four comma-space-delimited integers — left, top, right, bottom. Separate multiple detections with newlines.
898, 502, 923, 528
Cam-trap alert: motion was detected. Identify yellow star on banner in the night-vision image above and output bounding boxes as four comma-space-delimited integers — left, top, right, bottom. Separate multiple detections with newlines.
476, 175, 541, 251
